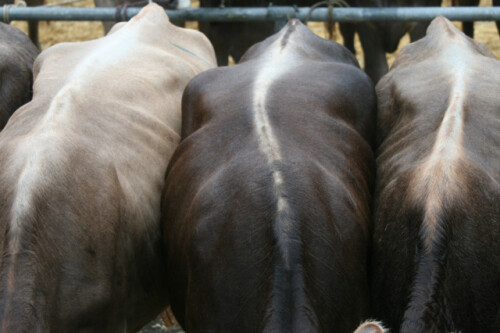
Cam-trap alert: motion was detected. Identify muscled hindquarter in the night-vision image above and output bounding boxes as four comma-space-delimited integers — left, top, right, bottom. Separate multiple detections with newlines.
372, 16, 500, 333
0, 4, 215, 332
162, 19, 381, 333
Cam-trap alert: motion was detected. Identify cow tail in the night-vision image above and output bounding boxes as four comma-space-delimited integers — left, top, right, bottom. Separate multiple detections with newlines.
400, 212, 449, 333
325, 21, 336, 40
305, 0, 337, 40
263, 166, 315, 331
0, 211, 38, 332
267, 202, 307, 330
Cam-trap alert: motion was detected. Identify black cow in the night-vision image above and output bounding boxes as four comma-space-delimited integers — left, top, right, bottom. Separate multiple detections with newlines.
354, 0, 500, 82
371, 16, 500, 333
338, 0, 389, 83
198, 0, 390, 83
162, 19, 383, 333
341, 0, 444, 84
197, 0, 312, 66
0, 22, 39, 131
376, 0, 442, 53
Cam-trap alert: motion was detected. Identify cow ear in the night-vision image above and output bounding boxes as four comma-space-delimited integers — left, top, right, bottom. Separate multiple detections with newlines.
353, 321, 387, 333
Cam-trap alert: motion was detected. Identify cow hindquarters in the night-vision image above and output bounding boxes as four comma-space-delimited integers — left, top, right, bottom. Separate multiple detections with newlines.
371, 173, 500, 333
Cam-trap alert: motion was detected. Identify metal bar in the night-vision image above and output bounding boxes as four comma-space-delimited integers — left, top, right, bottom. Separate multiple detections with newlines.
2, 6, 500, 23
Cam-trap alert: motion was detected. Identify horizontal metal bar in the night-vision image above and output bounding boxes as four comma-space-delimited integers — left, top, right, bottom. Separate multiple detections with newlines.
2, 6, 500, 23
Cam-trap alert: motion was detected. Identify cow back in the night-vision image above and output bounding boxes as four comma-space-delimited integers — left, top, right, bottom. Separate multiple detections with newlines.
198, 0, 329, 66
372, 16, 500, 333
0, 4, 215, 331
163, 20, 376, 332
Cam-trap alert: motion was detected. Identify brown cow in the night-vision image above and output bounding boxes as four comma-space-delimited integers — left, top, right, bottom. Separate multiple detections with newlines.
0, 22, 39, 131
371, 16, 500, 333
0, 4, 215, 331
162, 19, 384, 333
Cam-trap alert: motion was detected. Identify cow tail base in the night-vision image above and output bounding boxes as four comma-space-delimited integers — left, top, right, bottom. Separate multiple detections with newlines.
400, 213, 452, 333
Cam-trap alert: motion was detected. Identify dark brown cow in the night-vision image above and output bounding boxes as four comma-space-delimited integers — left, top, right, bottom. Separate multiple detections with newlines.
0, 4, 215, 331
162, 19, 383, 332
372, 16, 500, 333
0, 22, 38, 131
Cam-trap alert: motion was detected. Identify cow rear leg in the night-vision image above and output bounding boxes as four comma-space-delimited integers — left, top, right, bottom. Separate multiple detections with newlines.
28, 20, 40, 49
356, 22, 387, 83
462, 21, 474, 38
212, 39, 229, 66
199, 21, 228, 66
495, 0, 500, 35
458, 0, 479, 37
409, 21, 430, 42
339, 22, 356, 55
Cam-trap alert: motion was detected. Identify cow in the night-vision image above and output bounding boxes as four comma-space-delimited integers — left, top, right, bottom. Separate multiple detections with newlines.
350, 0, 498, 83
340, 0, 444, 84
0, 4, 215, 331
371, 16, 500, 333
376, 0, 442, 53
0, 0, 44, 49
162, 19, 384, 333
0, 22, 39, 131
198, 0, 390, 83
197, 0, 314, 67
336, 0, 390, 84
382, 0, 486, 41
